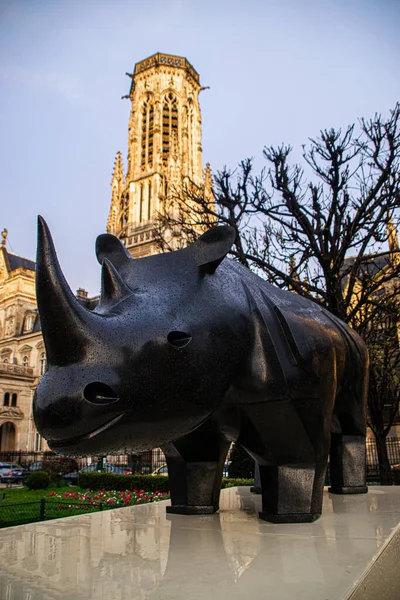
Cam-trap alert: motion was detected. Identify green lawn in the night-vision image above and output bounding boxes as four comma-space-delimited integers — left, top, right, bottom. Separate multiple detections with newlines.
0, 485, 170, 528
0, 485, 86, 504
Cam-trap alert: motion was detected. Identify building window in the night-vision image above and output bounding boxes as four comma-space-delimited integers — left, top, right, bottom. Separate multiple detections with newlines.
3, 392, 10, 406
148, 181, 152, 220
139, 184, 143, 222
23, 356, 29, 367
141, 100, 154, 168
162, 93, 178, 165
3, 358, 8, 364
25, 314, 34, 332
39, 352, 47, 375
34, 432, 42, 452
11, 393, 17, 407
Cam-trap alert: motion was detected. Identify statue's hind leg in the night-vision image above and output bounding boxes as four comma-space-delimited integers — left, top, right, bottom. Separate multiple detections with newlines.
329, 404, 368, 494
162, 425, 230, 515
240, 396, 333, 524
329, 381, 368, 494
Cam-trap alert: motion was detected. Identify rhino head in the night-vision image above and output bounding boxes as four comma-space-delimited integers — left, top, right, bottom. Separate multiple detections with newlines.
33, 217, 242, 455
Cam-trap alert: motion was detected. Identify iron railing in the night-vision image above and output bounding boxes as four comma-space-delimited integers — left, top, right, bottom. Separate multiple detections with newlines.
0, 448, 166, 474
0, 499, 108, 528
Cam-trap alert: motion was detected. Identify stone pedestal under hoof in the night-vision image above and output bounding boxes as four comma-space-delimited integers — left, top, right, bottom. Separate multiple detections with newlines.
259, 511, 321, 524
166, 505, 216, 515
328, 485, 368, 495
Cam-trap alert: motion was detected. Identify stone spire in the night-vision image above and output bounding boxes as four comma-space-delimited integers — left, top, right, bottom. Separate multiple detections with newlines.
111, 152, 124, 186
203, 163, 213, 202
107, 152, 125, 235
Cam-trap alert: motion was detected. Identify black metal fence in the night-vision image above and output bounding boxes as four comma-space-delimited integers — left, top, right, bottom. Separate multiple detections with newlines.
2, 439, 399, 483
0, 499, 109, 528
0, 448, 166, 474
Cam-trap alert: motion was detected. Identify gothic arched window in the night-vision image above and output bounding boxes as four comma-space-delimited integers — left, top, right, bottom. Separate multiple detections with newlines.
39, 352, 47, 376
3, 392, 9, 406
162, 93, 178, 165
11, 393, 17, 407
141, 99, 154, 169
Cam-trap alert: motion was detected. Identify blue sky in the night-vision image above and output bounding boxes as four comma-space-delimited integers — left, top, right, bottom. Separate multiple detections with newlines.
1, 0, 399, 295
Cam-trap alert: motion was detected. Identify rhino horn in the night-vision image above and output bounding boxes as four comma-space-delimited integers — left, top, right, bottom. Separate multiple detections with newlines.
101, 258, 131, 303
36, 216, 95, 366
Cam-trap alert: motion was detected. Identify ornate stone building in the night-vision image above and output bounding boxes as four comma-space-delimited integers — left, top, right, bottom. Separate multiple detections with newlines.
0, 229, 45, 452
0, 229, 98, 453
0, 52, 209, 454
107, 52, 211, 257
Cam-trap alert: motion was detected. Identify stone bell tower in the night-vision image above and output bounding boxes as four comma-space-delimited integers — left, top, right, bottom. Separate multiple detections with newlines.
107, 52, 211, 258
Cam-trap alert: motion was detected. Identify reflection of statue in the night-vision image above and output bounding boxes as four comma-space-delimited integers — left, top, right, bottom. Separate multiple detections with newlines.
34, 217, 368, 523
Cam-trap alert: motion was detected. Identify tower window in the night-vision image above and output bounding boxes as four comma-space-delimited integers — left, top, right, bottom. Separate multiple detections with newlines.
141, 100, 154, 169
11, 393, 17, 407
139, 185, 144, 222
3, 392, 10, 406
148, 181, 152, 220
162, 93, 178, 165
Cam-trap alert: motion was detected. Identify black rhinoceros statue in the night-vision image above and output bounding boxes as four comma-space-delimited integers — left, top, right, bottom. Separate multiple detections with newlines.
34, 217, 368, 523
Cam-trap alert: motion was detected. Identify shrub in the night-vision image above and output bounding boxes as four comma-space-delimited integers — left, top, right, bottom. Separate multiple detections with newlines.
79, 472, 171, 493
26, 470, 50, 490
221, 478, 253, 488
228, 444, 255, 478
79, 472, 253, 492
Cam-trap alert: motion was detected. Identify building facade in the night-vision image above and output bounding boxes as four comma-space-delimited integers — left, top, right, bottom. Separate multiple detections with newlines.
0, 229, 46, 452
107, 52, 211, 257
0, 52, 208, 453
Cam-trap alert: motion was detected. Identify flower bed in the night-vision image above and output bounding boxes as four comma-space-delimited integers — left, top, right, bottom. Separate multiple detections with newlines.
48, 488, 170, 508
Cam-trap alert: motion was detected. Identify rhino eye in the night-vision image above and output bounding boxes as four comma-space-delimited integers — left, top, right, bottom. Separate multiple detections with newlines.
167, 331, 192, 348
84, 382, 119, 405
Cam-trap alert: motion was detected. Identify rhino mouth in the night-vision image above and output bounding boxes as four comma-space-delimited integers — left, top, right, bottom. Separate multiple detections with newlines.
49, 413, 125, 449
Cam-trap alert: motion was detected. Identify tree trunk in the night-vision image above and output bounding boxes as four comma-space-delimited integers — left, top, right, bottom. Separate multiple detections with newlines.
375, 433, 393, 485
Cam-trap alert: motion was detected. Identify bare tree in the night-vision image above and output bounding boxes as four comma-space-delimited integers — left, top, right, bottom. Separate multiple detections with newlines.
357, 295, 400, 484
156, 103, 400, 326
155, 103, 400, 483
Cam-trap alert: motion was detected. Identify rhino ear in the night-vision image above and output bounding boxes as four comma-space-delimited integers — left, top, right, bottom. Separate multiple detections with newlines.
96, 234, 132, 269
189, 226, 236, 274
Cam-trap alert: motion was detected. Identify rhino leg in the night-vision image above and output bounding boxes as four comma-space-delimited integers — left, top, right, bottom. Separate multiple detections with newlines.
239, 397, 333, 523
328, 433, 367, 494
328, 387, 368, 494
258, 461, 327, 523
163, 426, 230, 515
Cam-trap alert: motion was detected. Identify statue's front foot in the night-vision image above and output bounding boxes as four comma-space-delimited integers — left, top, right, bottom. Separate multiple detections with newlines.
166, 505, 217, 515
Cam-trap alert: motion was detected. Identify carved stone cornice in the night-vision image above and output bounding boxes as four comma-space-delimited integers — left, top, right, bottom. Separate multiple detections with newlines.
0, 406, 24, 420
0, 362, 35, 380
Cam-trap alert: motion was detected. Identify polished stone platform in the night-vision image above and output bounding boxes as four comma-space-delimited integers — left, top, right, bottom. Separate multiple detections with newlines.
0, 486, 399, 600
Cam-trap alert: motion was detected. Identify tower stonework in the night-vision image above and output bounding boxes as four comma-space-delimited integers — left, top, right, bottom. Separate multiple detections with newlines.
107, 52, 207, 258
